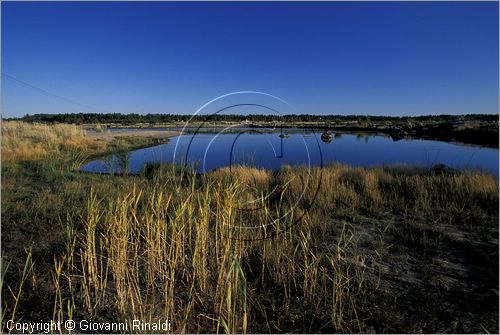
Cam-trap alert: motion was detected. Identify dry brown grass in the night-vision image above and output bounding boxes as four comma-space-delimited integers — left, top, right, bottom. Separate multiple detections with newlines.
2, 121, 92, 162
31, 165, 373, 332
1, 121, 498, 333
42, 164, 498, 332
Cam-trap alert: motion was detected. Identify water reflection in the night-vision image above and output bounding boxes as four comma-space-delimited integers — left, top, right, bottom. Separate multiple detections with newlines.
98, 150, 131, 174
79, 131, 499, 177
116, 151, 131, 174
321, 131, 333, 143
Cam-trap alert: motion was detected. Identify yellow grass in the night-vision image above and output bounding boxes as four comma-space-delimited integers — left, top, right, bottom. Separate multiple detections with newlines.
1, 121, 498, 332
2, 121, 91, 162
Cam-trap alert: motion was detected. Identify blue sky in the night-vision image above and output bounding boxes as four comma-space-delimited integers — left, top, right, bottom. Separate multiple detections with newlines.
1, 1, 498, 117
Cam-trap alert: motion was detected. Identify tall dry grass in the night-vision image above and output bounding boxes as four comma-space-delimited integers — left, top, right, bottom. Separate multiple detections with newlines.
45, 162, 499, 332
1, 120, 497, 332
2, 121, 91, 162
47, 166, 376, 333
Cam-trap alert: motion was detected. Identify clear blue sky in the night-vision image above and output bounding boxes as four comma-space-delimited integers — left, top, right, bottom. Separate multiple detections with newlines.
1, 1, 498, 117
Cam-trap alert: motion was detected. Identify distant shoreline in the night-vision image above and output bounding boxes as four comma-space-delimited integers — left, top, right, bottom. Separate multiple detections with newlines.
4, 113, 498, 148
87, 124, 498, 149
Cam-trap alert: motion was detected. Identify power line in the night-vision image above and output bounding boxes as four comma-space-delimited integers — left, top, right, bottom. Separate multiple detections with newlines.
2, 72, 113, 113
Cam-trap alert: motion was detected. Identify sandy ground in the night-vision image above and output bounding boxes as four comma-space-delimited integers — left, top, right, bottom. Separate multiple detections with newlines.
87, 130, 180, 142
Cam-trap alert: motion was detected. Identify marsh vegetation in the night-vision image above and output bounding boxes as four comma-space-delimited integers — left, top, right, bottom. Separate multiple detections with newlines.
1, 121, 498, 333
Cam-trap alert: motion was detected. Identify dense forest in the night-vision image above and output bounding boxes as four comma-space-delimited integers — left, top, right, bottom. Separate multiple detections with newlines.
5, 112, 499, 125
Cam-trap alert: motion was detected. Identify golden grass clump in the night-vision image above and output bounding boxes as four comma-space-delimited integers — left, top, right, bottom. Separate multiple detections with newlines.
43, 167, 379, 333
2, 121, 90, 162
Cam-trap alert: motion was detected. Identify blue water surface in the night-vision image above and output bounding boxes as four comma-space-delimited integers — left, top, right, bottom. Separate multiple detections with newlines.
79, 131, 499, 177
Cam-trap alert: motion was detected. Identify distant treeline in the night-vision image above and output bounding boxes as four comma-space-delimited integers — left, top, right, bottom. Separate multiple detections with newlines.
5, 113, 499, 124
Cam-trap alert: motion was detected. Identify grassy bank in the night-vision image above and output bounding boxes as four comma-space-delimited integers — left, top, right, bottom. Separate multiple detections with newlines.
1, 121, 498, 333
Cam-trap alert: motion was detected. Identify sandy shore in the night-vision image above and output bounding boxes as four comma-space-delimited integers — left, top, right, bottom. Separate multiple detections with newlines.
87, 130, 180, 142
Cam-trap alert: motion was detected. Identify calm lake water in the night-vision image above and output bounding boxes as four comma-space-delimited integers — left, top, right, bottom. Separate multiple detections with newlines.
79, 131, 499, 176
